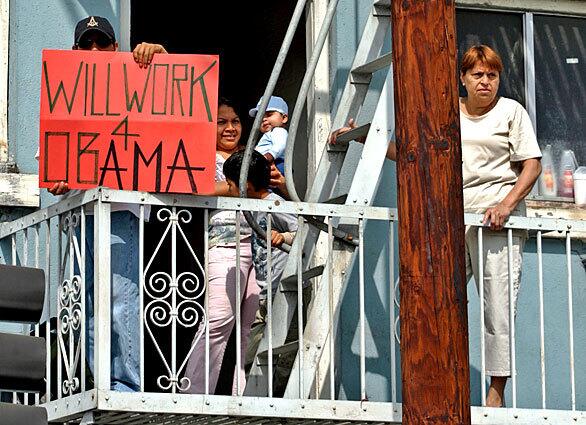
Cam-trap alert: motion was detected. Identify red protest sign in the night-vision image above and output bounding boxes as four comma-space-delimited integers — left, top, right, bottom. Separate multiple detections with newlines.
39, 50, 218, 194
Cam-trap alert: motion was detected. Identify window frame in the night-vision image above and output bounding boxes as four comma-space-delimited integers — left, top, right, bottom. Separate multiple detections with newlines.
0, 0, 8, 163
120, 0, 131, 52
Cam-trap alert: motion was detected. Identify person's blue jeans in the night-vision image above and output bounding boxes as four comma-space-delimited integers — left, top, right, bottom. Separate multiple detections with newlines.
83, 211, 140, 392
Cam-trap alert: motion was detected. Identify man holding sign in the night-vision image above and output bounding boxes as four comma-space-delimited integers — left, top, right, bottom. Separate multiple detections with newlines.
41, 16, 157, 393
38, 15, 216, 392
39, 18, 217, 194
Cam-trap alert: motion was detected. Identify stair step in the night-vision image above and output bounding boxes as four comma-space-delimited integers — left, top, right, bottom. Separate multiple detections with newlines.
280, 265, 325, 289
324, 194, 348, 204
372, 2, 391, 20
245, 0, 392, 398
326, 142, 350, 152
351, 52, 392, 82
288, 213, 356, 247
333, 123, 371, 144
256, 341, 299, 363
327, 123, 371, 152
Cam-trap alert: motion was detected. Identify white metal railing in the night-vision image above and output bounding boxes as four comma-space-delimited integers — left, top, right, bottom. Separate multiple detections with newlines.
463, 213, 585, 413
0, 187, 584, 424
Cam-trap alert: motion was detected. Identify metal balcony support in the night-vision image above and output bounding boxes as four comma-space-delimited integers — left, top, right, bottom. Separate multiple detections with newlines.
93, 199, 111, 391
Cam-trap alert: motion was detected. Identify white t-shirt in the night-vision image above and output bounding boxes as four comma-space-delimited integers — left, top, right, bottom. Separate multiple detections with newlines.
461, 97, 542, 214
255, 127, 288, 162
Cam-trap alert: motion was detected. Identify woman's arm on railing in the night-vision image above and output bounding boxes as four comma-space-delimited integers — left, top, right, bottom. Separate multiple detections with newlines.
483, 158, 542, 231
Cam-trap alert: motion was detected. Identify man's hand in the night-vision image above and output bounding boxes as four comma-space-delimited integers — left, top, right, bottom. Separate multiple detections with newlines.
271, 230, 285, 247
133, 42, 168, 68
269, 164, 291, 200
48, 181, 70, 196
269, 164, 285, 189
483, 202, 513, 231
328, 118, 365, 145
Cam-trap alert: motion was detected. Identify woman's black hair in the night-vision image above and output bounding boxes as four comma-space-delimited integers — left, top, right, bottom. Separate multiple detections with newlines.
223, 150, 270, 191
218, 96, 238, 111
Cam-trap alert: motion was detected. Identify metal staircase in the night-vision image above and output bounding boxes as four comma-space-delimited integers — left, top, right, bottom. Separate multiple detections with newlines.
244, 0, 395, 399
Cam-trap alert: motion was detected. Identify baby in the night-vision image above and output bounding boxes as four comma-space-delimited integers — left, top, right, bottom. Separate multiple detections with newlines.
249, 96, 289, 175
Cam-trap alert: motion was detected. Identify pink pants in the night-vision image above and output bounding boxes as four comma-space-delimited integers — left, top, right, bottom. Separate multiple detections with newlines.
183, 239, 259, 395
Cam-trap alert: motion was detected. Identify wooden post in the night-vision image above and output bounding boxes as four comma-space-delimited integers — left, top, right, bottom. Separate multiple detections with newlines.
391, 1, 471, 424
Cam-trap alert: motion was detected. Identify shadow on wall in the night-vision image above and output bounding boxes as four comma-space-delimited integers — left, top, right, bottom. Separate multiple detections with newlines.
336, 151, 398, 401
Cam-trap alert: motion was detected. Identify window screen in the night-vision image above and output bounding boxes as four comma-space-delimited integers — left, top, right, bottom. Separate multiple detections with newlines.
534, 15, 586, 169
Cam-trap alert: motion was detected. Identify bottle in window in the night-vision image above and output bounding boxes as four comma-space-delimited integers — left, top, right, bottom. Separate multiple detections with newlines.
558, 149, 578, 198
539, 144, 557, 197
574, 166, 586, 206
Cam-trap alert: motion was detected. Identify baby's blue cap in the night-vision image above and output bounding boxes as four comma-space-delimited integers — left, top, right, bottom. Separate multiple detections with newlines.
249, 96, 288, 117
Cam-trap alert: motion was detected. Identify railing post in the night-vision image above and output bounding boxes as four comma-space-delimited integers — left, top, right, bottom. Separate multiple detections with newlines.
93, 197, 111, 391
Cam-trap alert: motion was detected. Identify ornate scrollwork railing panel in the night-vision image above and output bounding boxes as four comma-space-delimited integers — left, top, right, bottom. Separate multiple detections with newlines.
57, 210, 85, 396
144, 207, 206, 392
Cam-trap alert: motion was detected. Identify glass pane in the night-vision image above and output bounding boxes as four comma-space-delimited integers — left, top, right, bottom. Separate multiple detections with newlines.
456, 10, 525, 105
534, 15, 586, 181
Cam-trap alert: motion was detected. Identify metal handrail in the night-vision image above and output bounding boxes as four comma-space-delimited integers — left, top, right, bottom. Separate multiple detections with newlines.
4, 187, 585, 425
0, 188, 400, 240
279, 0, 359, 245
237, 0, 353, 250
238, 0, 354, 252
284, 0, 340, 203
1, 188, 584, 240
238, 0, 308, 253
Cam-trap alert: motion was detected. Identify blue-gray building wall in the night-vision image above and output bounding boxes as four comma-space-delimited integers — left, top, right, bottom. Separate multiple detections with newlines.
331, 0, 586, 410
4, 0, 586, 410
3, 0, 122, 328
8, 0, 121, 192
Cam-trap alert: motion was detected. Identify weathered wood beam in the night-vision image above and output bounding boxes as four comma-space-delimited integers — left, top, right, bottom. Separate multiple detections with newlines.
0, 173, 40, 207
391, 1, 471, 424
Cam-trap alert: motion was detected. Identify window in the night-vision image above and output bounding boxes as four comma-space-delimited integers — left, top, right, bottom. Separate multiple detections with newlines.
534, 15, 586, 192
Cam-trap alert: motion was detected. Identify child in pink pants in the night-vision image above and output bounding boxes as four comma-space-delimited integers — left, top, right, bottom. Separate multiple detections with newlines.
183, 152, 259, 395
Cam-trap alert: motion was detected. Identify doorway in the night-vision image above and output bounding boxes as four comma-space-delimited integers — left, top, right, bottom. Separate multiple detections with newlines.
130, 1, 308, 394
131, 2, 308, 195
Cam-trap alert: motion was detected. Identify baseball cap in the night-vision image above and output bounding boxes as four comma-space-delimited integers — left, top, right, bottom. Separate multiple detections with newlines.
74, 16, 116, 46
249, 96, 288, 117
